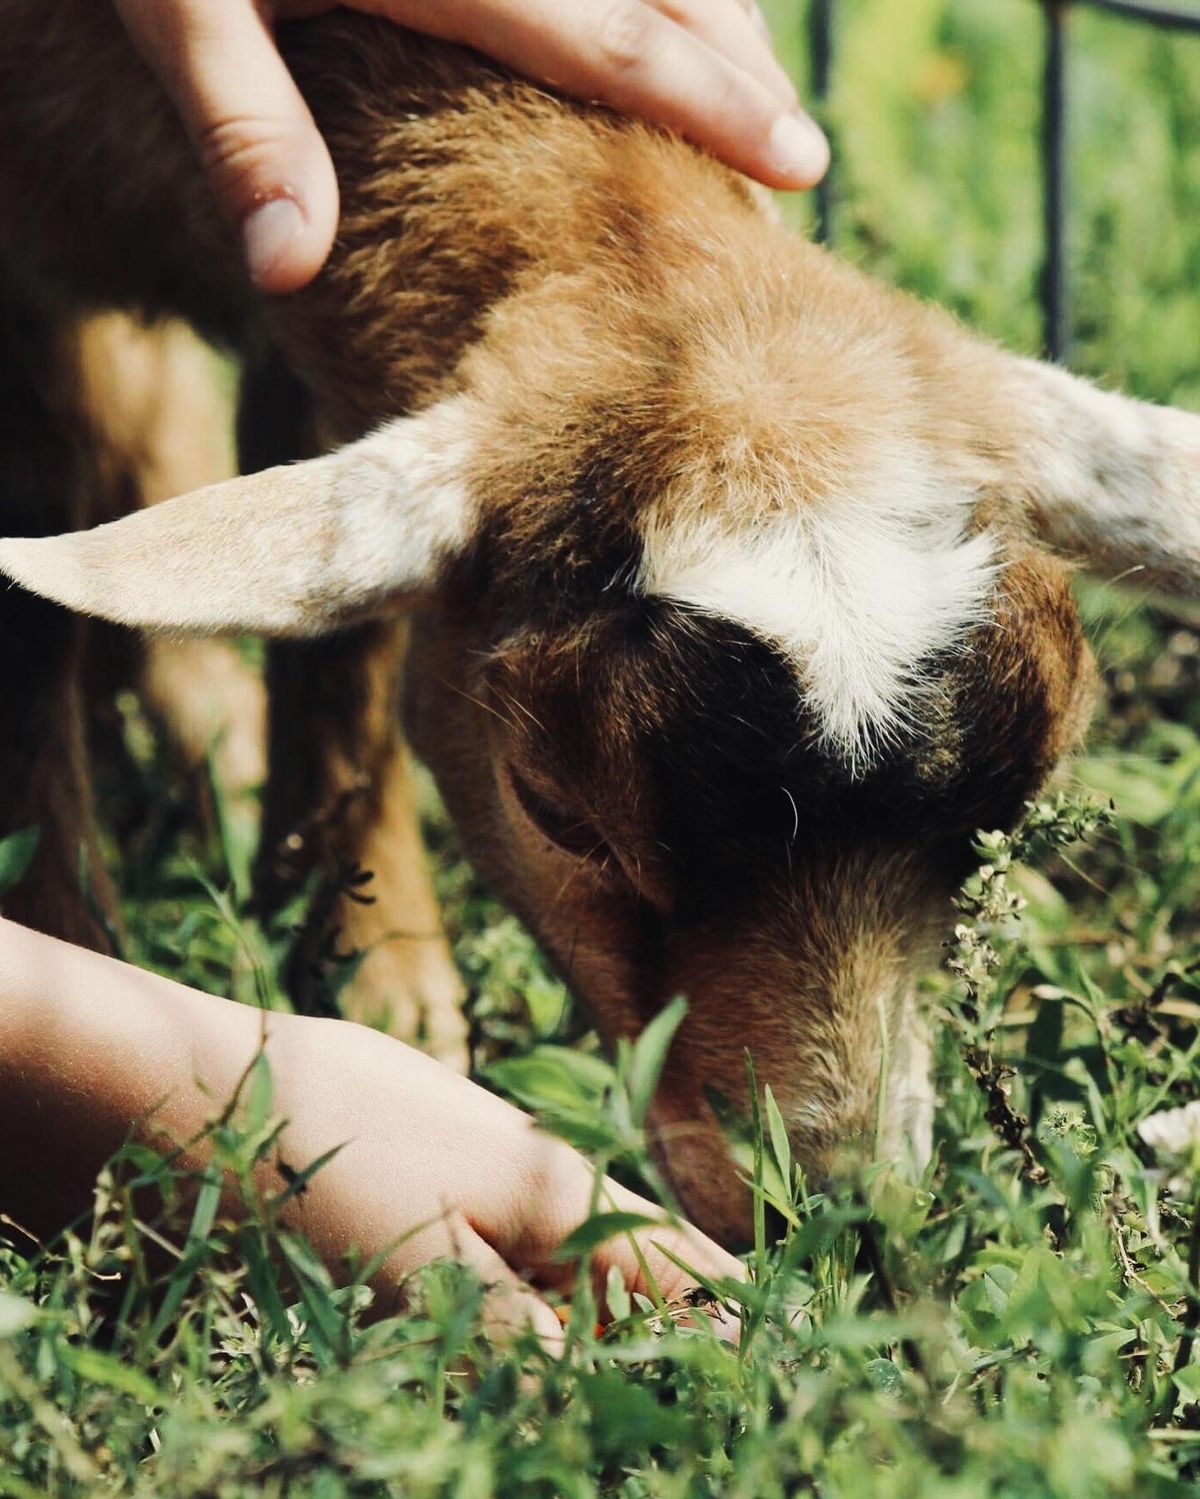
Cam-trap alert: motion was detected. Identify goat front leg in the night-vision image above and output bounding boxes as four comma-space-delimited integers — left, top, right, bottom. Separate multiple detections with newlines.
0, 267, 116, 948
79, 316, 268, 812
256, 621, 468, 1069
0, 593, 114, 949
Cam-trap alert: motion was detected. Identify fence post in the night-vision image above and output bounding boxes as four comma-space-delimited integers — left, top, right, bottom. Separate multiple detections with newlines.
805, 0, 1199, 346
808, 0, 836, 243
1087, 0, 1200, 29
1042, 0, 1071, 361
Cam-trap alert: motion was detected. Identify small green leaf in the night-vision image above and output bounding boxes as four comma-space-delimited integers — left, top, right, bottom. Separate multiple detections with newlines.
866, 1356, 904, 1395
539, 1117, 624, 1155
764, 1084, 792, 1195
149, 1169, 223, 1343
239, 1226, 294, 1344
243, 1049, 275, 1136
604, 1262, 632, 1325
486, 1049, 612, 1113
553, 1211, 663, 1262
0, 828, 38, 901
980, 1266, 1017, 1315
626, 996, 687, 1126
59, 1345, 160, 1406
271, 1142, 346, 1212
276, 1231, 344, 1362
580, 1369, 690, 1457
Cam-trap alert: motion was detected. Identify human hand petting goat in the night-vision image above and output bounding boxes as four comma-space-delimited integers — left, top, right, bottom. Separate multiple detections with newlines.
0, 919, 743, 1347
112, 0, 829, 292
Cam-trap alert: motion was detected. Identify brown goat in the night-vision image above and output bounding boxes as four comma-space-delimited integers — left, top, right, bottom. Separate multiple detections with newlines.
2, 2, 1198, 1241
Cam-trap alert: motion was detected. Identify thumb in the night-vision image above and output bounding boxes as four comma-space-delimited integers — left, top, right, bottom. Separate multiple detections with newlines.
114, 0, 339, 293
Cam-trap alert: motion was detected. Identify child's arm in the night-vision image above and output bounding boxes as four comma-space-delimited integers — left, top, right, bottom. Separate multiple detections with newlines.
0, 917, 741, 1344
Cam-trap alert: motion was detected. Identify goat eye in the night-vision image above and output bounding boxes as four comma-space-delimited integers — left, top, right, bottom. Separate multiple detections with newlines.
508, 768, 610, 861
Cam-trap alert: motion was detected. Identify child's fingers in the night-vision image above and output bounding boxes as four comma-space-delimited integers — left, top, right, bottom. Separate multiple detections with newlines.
443, 1212, 568, 1354
477, 1262, 570, 1354
588, 1179, 747, 1335
472, 1137, 746, 1340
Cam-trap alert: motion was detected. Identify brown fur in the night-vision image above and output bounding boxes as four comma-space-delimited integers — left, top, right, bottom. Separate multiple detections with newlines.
0, 261, 121, 948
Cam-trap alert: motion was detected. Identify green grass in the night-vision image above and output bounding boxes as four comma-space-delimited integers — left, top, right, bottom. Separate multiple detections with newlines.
6, 1, 1200, 1492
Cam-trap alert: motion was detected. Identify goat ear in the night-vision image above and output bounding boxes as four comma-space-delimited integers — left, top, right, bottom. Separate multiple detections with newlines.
1000, 356, 1200, 592
0, 403, 475, 636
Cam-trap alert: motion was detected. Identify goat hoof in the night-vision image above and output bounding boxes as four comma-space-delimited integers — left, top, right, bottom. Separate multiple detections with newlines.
338, 940, 469, 1073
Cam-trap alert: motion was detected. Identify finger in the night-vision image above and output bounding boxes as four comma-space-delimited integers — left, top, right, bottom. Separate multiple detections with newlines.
379, 0, 828, 190
452, 1218, 567, 1355
480, 1137, 745, 1338
579, 1212, 745, 1342
114, 0, 339, 292
562, 6, 827, 190
368, 1202, 567, 1353
594, 1181, 747, 1310
649, 0, 797, 112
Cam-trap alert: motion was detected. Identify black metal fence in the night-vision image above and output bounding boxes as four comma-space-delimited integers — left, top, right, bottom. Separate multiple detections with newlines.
807, 0, 1200, 363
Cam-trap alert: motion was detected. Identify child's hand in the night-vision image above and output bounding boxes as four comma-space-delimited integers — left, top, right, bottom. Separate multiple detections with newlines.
264, 1013, 747, 1348
0, 919, 743, 1351
113, 0, 828, 293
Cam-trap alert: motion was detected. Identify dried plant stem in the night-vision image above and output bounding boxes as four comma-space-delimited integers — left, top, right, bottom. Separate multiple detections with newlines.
960, 1038, 1049, 1188
1171, 1197, 1200, 1378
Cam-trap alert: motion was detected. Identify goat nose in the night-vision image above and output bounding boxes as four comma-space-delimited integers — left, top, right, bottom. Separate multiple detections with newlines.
786, 1110, 875, 1185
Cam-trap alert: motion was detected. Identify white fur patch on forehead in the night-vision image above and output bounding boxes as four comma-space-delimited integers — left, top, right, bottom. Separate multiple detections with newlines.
637, 456, 995, 769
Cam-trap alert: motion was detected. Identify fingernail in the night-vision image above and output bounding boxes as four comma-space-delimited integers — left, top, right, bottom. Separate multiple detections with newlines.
242, 195, 305, 289
767, 112, 830, 187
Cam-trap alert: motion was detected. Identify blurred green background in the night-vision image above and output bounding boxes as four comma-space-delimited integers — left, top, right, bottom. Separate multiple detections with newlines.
764, 0, 1200, 405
